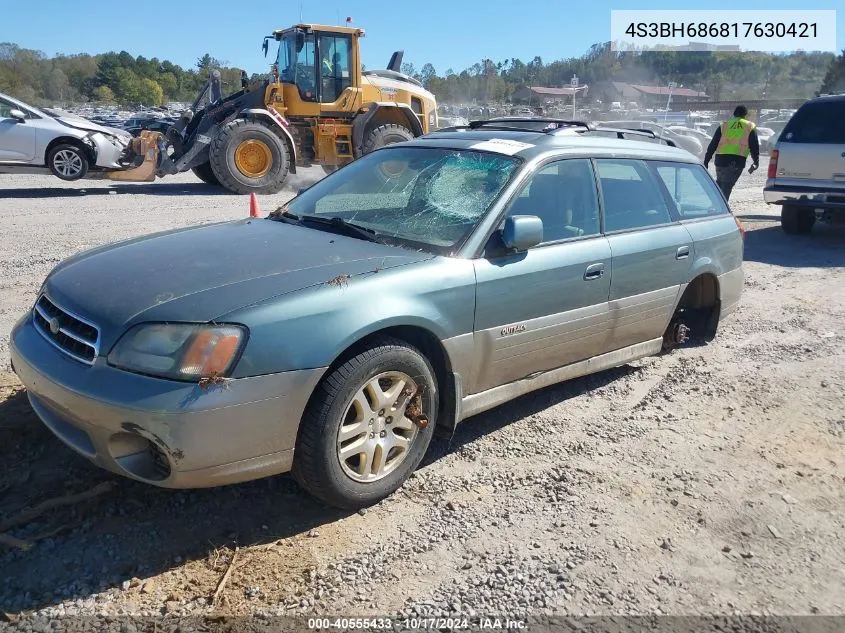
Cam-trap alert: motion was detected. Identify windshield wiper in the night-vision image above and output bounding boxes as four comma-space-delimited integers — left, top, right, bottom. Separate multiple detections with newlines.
267, 208, 301, 224
298, 215, 384, 244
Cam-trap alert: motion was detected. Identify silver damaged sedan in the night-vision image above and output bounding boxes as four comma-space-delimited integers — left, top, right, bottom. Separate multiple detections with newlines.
0, 91, 132, 180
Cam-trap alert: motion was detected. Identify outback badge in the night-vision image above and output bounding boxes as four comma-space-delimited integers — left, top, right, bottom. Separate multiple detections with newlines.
500, 323, 526, 336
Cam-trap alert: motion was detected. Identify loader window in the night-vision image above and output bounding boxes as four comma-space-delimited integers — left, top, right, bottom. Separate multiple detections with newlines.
278, 30, 318, 101
319, 34, 352, 103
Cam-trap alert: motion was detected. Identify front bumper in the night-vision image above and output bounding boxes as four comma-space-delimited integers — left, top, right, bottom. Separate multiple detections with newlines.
91, 132, 131, 169
763, 183, 845, 209
10, 313, 326, 488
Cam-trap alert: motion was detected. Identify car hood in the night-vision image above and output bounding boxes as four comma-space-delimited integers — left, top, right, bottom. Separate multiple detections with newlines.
42, 219, 434, 351
47, 110, 131, 141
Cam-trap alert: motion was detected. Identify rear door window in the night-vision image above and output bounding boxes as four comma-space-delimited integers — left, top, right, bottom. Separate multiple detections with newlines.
595, 159, 674, 232
781, 100, 845, 144
652, 162, 730, 218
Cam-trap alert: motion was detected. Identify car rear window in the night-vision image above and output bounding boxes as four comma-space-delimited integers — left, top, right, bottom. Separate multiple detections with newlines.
781, 100, 845, 144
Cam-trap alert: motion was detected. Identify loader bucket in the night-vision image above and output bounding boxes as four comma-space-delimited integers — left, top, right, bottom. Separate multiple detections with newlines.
105, 131, 162, 182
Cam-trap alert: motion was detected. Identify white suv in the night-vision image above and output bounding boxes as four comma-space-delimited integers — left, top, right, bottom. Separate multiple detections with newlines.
764, 95, 845, 234
0, 92, 133, 181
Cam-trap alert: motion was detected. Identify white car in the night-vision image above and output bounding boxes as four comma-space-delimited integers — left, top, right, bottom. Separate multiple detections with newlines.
0, 92, 133, 181
755, 126, 776, 152
668, 126, 715, 154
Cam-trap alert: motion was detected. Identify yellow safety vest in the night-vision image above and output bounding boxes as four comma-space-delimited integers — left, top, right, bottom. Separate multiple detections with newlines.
716, 117, 756, 157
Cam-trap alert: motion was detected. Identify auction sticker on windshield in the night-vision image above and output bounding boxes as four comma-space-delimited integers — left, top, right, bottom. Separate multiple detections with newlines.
468, 138, 535, 155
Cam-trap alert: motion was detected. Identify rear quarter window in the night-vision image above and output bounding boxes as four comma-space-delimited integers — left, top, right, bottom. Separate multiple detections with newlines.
781, 100, 845, 144
652, 162, 730, 218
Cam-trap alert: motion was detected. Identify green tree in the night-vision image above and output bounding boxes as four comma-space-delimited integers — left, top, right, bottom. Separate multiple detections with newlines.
93, 85, 115, 103
158, 72, 178, 98
819, 49, 845, 95
112, 67, 141, 103
137, 77, 163, 105
42, 67, 69, 102
419, 63, 436, 89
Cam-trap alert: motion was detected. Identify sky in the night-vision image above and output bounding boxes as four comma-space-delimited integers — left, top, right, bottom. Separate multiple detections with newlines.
0, 0, 842, 76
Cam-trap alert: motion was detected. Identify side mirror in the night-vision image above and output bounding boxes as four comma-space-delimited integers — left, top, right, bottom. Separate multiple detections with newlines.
262, 38, 269, 57
9, 109, 26, 122
502, 215, 543, 251
296, 186, 309, 196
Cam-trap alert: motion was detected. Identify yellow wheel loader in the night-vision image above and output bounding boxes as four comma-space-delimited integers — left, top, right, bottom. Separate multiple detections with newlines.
108, 24, 438, 194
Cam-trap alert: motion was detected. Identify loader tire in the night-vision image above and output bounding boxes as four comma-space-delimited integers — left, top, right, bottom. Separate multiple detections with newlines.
209, 119, 289, 194
361, 124, 415, 154
191, 161, 220, 186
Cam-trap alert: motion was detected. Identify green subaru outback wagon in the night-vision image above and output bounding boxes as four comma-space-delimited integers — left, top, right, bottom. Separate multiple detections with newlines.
10, 119, 744, 509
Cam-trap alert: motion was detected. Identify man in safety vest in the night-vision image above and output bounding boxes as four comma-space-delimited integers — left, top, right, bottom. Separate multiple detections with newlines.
703, 105, 760, 201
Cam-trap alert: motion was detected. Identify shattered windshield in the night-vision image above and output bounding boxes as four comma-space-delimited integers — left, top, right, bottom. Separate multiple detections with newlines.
286, 147, 520, 254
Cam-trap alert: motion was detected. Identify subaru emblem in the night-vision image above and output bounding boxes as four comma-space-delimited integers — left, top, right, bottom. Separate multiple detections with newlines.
49, 317, 60, 335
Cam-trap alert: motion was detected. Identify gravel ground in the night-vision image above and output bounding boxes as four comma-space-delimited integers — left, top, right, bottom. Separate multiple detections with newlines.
0, 166, 844, 627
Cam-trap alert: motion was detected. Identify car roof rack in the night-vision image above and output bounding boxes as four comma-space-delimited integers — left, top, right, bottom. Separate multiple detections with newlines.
435, 117, 591, 134
558, 125, 678, 148
432, 118, 677, 148
468, 117, 591, 129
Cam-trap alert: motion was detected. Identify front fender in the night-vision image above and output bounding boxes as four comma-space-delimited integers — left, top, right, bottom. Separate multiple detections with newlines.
239, 108, 297, 173
222, 258, 476, 378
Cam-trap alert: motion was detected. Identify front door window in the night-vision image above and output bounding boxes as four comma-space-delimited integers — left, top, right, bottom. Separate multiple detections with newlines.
318, 34, 352, 103
278, 31, 318, 101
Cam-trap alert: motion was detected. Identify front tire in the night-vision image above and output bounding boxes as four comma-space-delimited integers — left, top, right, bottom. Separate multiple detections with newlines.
292, 337, 438, 509
47, 143, 89, 181
781, 205, 815, 235
361, 124, 415, 155
209, 119, 289, 194
191, 161, 220, 186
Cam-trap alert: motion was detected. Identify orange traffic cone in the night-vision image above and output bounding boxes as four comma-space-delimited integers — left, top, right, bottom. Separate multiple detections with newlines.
249, 193, 260, 218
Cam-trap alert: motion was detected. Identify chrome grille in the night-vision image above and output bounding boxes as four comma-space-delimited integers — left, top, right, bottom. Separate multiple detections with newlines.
32, 295, 100, 364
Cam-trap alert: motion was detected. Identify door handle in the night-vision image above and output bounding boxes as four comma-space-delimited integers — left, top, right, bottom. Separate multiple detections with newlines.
584, 263, 605, 281
676, 246, 690, 260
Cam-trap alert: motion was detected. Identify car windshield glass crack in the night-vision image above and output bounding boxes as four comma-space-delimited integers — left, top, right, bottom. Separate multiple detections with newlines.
286, 147, 519, 254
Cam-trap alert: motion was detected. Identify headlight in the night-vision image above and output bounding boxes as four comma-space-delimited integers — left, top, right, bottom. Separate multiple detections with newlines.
108, 323, 246, 381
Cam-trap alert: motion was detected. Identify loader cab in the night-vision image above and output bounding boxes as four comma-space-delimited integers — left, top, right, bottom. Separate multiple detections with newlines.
271, 25, 362, 113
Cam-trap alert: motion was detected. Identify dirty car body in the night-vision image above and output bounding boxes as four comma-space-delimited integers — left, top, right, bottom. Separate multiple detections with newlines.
11, 123, 744, 509
0, 91, 133, 178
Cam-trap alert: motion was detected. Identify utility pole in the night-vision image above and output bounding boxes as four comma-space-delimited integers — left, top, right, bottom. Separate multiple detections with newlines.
571, 74, 579, 119
665, 81, 677, 123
